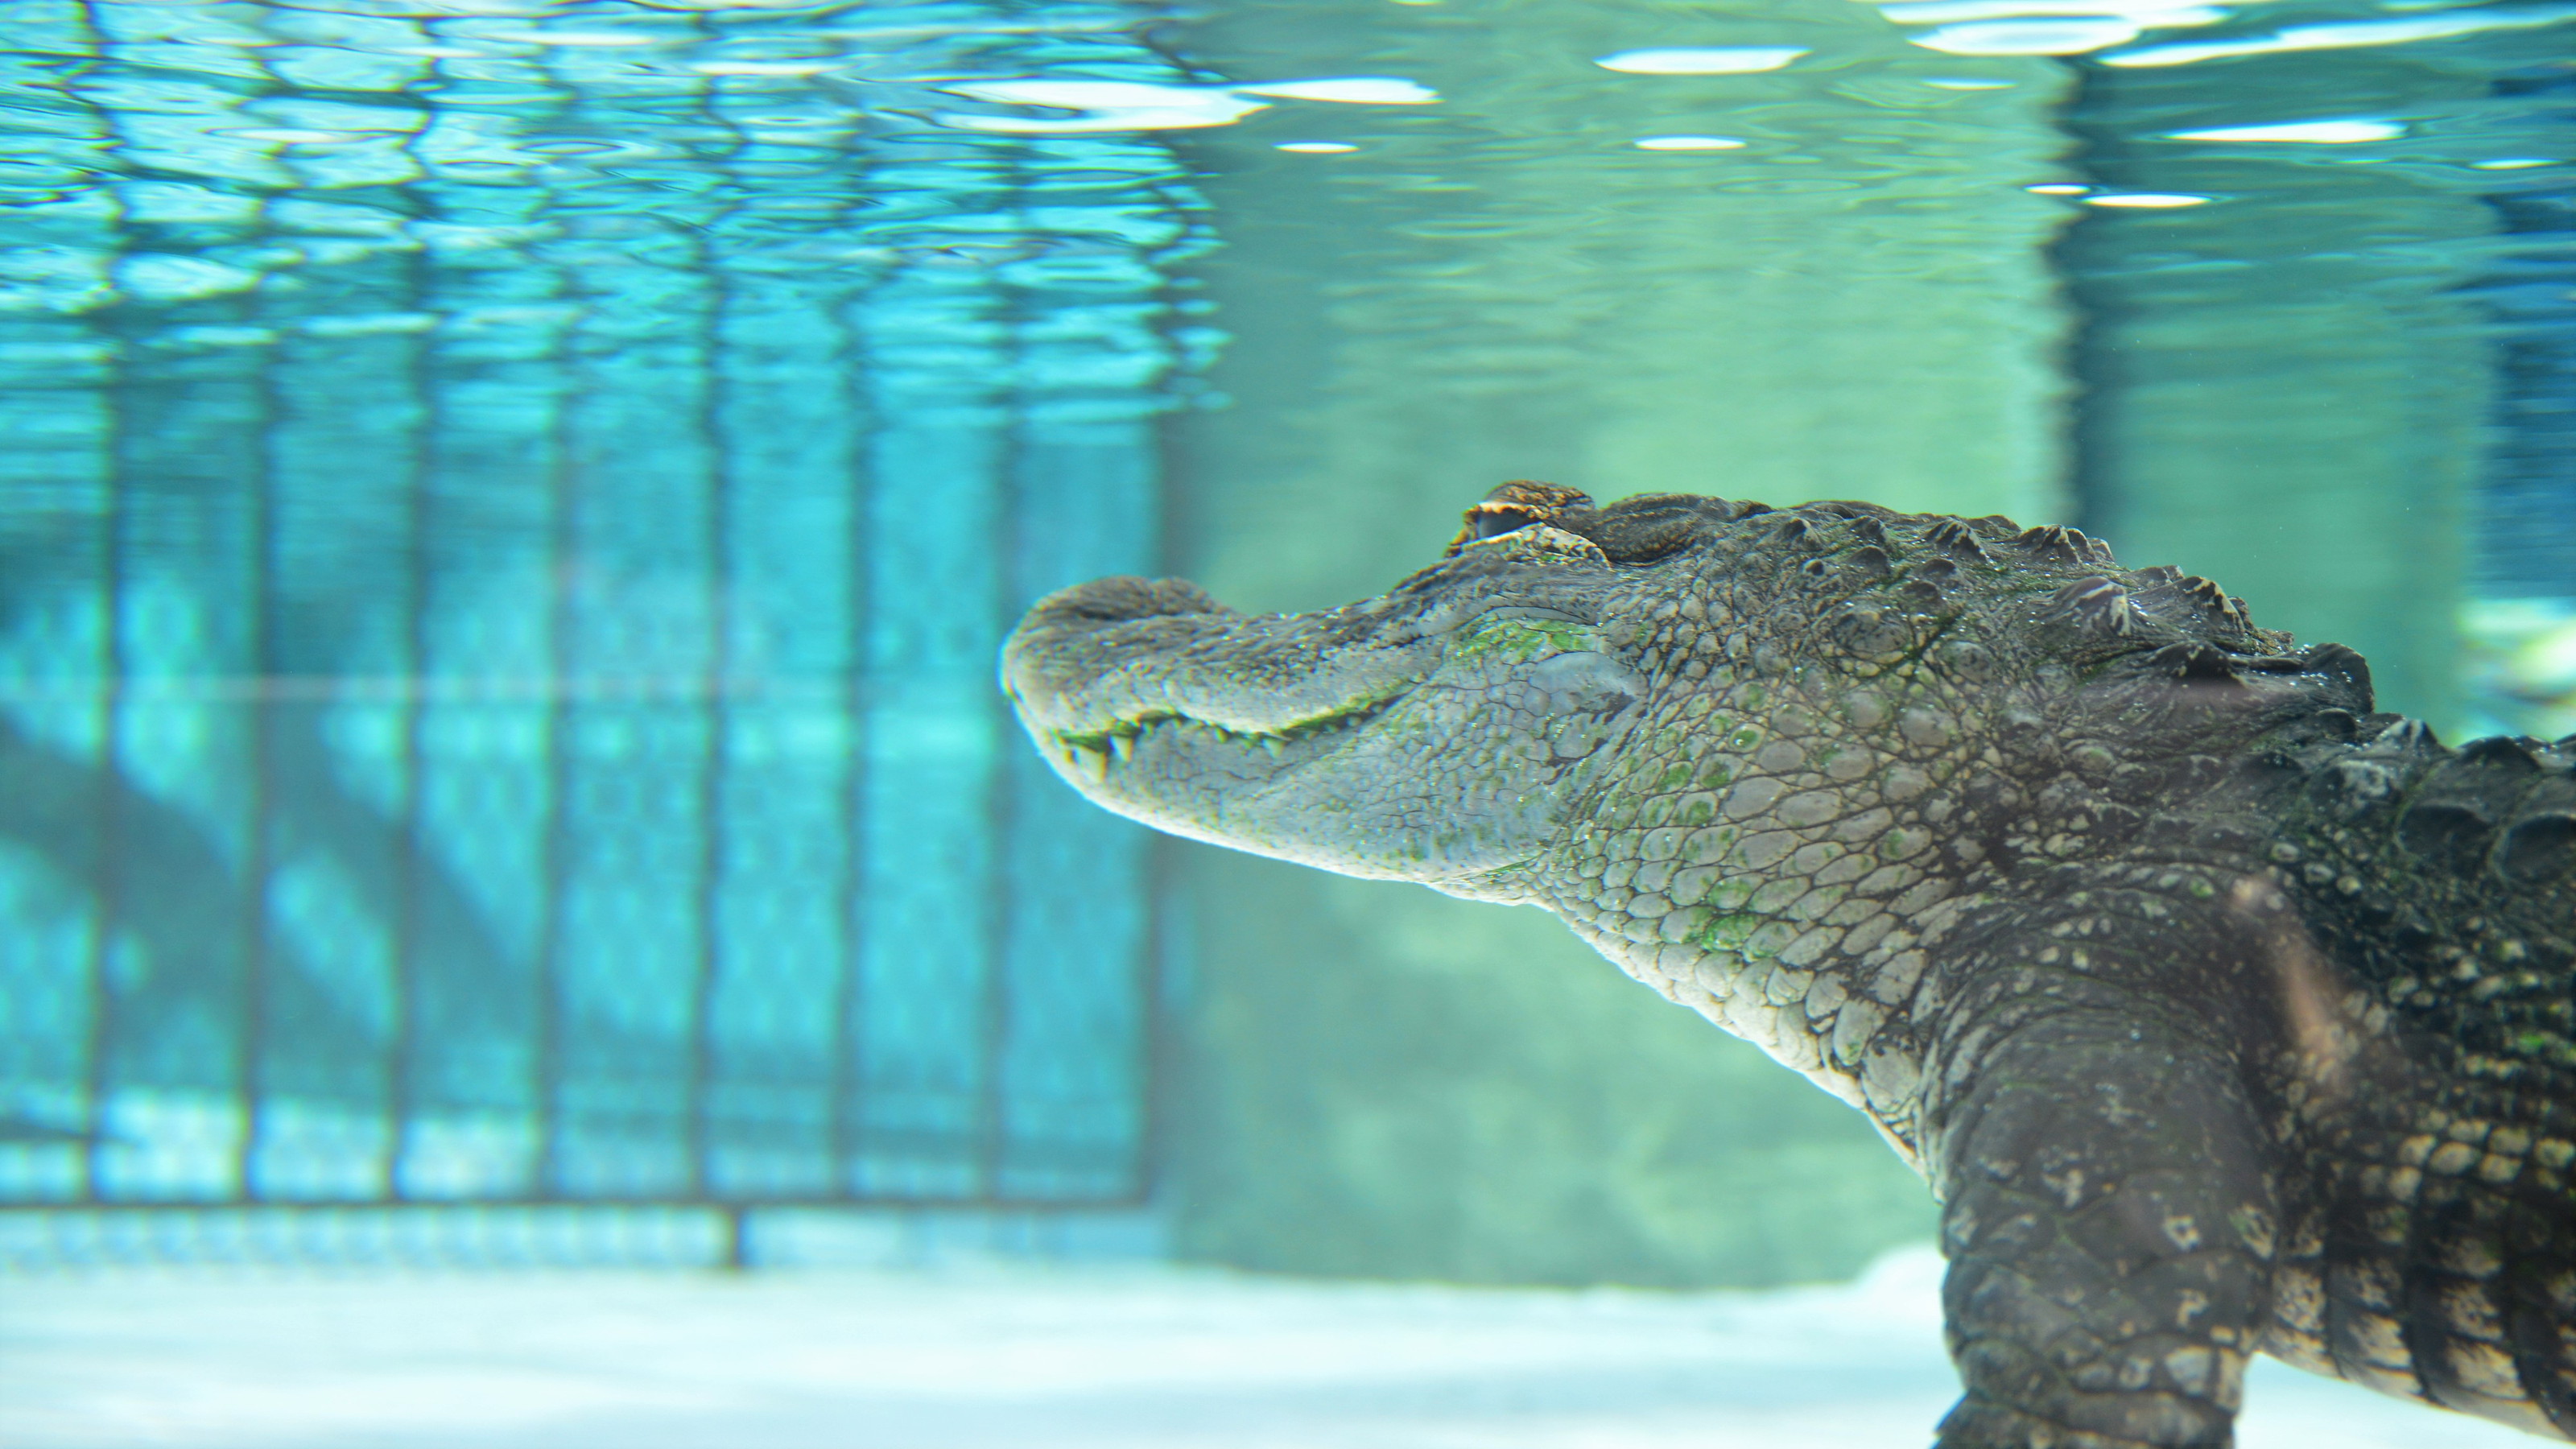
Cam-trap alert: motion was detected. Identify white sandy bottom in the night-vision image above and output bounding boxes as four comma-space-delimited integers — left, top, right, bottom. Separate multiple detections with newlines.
0, 1246, 2545, 1448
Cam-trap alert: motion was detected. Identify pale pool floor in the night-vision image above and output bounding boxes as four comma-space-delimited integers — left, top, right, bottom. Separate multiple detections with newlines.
0, 1247, 2541, 1448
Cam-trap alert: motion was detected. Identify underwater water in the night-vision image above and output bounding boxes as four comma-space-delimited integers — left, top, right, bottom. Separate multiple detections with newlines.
0, 0, 2570, 1442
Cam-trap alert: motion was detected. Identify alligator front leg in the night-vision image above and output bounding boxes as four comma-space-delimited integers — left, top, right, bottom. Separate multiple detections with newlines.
1926, 993, 2278, 1449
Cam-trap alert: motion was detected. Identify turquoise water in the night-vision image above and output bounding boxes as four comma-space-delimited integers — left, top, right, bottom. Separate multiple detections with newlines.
0, 0, 2566, 1284
0, 0, 1189, 1216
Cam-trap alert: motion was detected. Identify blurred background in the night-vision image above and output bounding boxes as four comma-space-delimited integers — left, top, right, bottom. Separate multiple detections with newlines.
0, 0, 2566, 1445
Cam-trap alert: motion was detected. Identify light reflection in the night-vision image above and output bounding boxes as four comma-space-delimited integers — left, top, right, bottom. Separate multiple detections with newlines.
2168, 119, 2406, 143
939, 79, 1269, 133
687, 62, 836, 76
473, 30, 664, 47
1634, 135, 1749, 151
1236, 78, 1439, 103
1594, 47, 1809, 74
1876, 0, 2230, 56
2083, 192, 2213, 206
939, 76, 1437, 134
219, 129, 369, 145
2102, 2, 2576, 66
1910, 19, 2158, 54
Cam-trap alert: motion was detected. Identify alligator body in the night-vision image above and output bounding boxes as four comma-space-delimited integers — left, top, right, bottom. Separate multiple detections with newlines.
1001, 483, 2576, 1447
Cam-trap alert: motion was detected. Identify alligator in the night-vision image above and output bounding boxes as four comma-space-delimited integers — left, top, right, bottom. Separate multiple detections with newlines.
1001, 481, 2576, 1448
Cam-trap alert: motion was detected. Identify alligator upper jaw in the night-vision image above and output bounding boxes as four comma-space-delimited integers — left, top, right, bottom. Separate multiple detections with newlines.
1000, 574, 1439, 793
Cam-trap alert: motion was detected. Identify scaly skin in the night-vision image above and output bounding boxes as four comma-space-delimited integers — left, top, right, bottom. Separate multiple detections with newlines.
1001, 483, 2576, 1447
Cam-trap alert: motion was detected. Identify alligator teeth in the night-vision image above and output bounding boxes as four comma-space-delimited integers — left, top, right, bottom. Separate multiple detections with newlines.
1109, 733, 1134, 763
1064, 744, 1108, 782
1261, 737, 1285, 758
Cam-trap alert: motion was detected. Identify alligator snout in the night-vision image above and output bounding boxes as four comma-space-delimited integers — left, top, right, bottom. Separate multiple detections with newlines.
1019, 575, 1234, 632
1001, 568, 1440, 750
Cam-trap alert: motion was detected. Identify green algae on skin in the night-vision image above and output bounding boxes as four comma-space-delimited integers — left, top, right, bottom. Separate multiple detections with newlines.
1447, 614, 1600, 664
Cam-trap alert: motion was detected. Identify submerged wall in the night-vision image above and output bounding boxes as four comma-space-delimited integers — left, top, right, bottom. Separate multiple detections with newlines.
1158, 0, 2079, 1286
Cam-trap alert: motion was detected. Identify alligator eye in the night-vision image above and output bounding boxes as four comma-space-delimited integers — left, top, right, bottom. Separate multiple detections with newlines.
1443, 482, 1595, 558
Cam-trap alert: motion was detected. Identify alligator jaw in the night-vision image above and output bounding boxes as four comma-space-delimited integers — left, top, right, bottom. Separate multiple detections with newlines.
1042, 681, 1412, 791
999, 568, 1639, 886
999, 573, 1444, 851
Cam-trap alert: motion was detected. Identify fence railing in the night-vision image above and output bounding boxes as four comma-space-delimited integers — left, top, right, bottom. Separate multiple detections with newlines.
0, 0, 1209, 1230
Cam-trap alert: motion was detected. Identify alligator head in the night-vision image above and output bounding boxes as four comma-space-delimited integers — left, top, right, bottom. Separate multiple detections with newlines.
1001, 481, 2371, 915
1000, 483, 1666, 896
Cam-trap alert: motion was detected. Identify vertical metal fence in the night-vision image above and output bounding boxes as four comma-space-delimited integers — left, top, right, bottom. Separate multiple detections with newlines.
0, 0, 1210, 1242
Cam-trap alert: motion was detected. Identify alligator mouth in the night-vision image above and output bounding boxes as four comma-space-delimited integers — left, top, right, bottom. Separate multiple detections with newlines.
1002, 571, 1451, 797
1046, 679, 1415, 785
